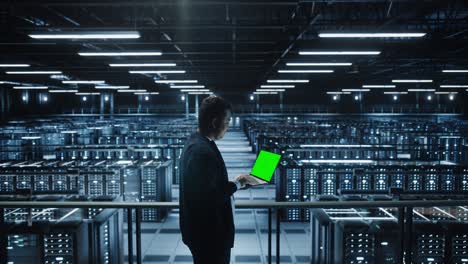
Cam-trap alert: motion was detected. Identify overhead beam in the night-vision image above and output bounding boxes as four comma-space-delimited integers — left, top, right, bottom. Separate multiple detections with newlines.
2, 1, 304, 7
18, 25, 293, 30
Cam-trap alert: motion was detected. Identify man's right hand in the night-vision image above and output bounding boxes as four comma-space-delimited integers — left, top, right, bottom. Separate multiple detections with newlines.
234, 174, 267, 189
234, 174, 250, 189
244, 175, 268, 186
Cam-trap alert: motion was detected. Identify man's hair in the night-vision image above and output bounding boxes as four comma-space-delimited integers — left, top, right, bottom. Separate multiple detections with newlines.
198, 95, 232, 136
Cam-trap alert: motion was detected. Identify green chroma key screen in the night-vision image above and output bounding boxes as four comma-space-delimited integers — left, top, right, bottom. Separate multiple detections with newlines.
250, 150, 282, 182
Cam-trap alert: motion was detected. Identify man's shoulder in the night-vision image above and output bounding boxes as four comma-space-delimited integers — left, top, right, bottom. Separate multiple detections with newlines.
185, 134, 214, 154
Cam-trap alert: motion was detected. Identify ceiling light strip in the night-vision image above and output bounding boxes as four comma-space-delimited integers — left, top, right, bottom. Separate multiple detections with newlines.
79, 51, 162, 56
383, 92, 408, 94
63, 80, 105, 84
319, 33, 426, 38
267, 80, 309, 83
129, 70, 185, 74
256, 89, 286, 92
180, 89, 210, 92
117, 89, 147, 93
76, 92, 100, 95
392, 79, 432, 83
155, 80, 197, 84
362, 85, 396, 88
170, 85, 205, 89
299, 51, 380, 55
134, 92, 160, 95
109, 63, 176, 67
442, 70, 468, 73
278, 70, 333, 73
407, 89, 435, 92
440, 85, 468, 88
6, 71, 62, 74
342, 89, 370, 92
286, 63, 352, 66
435, 91, 458, 94
49, 90, 79, 93
260, 85, 295, 88
95, 86, 130, 89
30, 31, 140, 39
253, 92, 278, 95
0, 64, 30, 67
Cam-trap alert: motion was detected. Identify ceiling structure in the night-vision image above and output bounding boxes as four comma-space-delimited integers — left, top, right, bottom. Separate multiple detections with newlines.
0, 0, 467, 105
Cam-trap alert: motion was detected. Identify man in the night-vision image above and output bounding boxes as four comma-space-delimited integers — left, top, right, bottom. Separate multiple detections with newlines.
179, 95, 258, 263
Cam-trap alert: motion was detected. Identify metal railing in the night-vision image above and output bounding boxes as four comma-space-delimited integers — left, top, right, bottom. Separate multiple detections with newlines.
63, 104, 463, 116
1, 199, 467, 264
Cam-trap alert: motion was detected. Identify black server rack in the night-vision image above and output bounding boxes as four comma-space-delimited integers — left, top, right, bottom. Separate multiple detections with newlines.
140, 161, 172, 221
462, 168, 468, 192
0, 168, 79, 196
168, 144, 184, 185
447, 224, 468, 264
413, 224, 446, 264
310, 205, 400, 264
463, 145, 468, 166
121, 161, 172, 222
0, 196, 123, 264
303, 167, 319, 221
275, 163, 304, 221
319, 168, 337, 196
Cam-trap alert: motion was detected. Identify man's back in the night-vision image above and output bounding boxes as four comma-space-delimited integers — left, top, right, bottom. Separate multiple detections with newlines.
179, 132, 237, 251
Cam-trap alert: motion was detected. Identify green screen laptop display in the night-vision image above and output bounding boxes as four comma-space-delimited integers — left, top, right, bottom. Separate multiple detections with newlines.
250, 150, 281, 182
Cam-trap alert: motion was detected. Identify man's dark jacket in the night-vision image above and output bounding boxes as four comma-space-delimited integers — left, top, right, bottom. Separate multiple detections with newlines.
179, 132, 238, 251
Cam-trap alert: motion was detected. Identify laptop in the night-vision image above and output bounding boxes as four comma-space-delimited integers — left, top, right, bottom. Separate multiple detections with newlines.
248, 150, 282, 185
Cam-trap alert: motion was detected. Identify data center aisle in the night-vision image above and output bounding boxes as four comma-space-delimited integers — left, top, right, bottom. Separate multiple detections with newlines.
125, 129, 311, 263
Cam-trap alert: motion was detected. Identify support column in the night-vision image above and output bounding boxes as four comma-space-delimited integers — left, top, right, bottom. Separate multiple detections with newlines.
109, 93, 114, 115
195, 94, 199, 117
137, 95, 142, 113
255, 95, 260, 112
100, 94, 105, 117
279, 92, 284, 112
5, 90, 10, 114
185, 94, 189, 118
416, 93, 420, 111
0, 88, 5, 119
22, 91, 29, 104
359, 92, 363, 113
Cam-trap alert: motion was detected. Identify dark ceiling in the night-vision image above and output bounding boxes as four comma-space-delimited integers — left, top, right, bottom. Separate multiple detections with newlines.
0, 0, 467, 105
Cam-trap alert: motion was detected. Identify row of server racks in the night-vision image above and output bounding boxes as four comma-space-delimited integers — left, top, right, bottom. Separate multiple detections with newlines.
311, 209, 468, 264
275, 162, 468, 221
0, 116, 195, 263
0, 116, 194, 184
0, 159, 173, 222
243, 116, 468, 264
0, 195, 123, 264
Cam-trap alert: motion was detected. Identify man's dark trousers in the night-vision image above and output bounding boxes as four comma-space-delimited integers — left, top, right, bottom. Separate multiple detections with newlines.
189, 247, 231, 264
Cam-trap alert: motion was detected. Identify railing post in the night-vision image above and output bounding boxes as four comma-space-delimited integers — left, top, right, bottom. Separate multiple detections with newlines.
136, 208, 142, 264
0, 207, 6, 264
404, 206, 413, 264
276, 208, 280, 264
127, 209, 134, 264
268, 208, 272, 264
398, 207, 405, 263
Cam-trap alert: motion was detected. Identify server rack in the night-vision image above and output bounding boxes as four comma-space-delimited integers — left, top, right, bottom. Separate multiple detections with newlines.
0, 195, 123, 264
276, 161, 466, 221
139, 161, 172, 221
310, 198, 399, 264
121, 160, 172, 222
0, 159, 172, 222
0, 168, 79, 196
